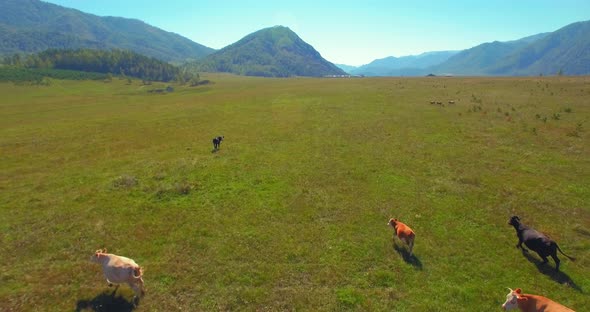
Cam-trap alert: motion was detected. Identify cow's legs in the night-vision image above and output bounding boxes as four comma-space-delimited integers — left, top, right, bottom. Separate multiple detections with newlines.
137, 277, 145, 297
107, 284, 119, 296
129, 282, 145, 306
517, 240, 527, 251
551, 253, 561, 271
130, 283, 139, 297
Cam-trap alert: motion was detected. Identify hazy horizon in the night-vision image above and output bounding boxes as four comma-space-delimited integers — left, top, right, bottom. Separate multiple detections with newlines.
43, 0, 590, 66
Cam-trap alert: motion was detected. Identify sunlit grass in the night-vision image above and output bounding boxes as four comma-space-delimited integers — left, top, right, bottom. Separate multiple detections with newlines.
1, 75, 589, 311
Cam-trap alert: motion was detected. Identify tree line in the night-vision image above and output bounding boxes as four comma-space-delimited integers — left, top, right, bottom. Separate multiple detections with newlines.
0, 67, 110, 84
1, 49, 200, 83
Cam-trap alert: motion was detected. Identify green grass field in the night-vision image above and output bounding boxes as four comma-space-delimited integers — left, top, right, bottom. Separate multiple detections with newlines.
1, 75, 589, 311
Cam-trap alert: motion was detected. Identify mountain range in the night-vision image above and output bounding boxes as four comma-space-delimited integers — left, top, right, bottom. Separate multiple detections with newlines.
488, 21, 590, 76
341, 21, 590, 77
347, 51, 459, 76
0, 0, 214, 62
1, 0, 589, 77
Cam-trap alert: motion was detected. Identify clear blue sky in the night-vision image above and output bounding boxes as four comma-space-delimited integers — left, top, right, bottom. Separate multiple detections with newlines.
43, 0, 590, 66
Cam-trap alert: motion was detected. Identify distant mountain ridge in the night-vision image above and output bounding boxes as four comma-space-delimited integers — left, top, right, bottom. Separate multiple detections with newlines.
431, 21, 590, 76
430, 33, 550, 75
0, 0, 214, 62
488, 21, 590, 76
192, 26, 346, 77
349, 51, 458, 76
335, 64, 358, 74
340, 20, 590, 77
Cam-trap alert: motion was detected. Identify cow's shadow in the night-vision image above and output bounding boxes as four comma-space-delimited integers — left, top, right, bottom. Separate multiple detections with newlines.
76, 289, 137, 312
393, 241, 423, 270
520, 249, 582, 292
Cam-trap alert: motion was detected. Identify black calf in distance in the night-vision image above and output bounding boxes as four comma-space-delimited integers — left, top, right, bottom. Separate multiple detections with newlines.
213, 136, 224, 150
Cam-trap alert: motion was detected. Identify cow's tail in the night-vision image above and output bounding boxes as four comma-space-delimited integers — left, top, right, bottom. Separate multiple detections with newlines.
556, 244, 576, 261
132, 266, 144, 279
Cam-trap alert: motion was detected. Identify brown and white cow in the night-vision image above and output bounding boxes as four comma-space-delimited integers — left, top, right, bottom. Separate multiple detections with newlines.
90, 249, 145, 301
388, 218, 415, 256
502, 288, 575, 311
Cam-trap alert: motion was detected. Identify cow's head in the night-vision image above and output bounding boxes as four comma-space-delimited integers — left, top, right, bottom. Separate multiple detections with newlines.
508, 216, 521, 226
90, 248, 107, 263
388, 218, 398, 228
502, 288, 526, 310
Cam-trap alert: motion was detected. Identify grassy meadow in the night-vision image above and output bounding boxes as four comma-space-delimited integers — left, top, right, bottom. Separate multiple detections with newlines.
1, 74, 589, 311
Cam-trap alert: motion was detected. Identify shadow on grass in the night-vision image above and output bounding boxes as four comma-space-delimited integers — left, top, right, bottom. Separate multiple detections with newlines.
520, 249, 582, 292
76, 289, 137, 312
574, 228, 590, 238
211, 148, 219, 153
393, 242, 423, 270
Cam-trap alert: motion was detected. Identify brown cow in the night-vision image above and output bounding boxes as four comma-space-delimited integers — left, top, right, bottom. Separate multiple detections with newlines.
388, 218, 415, 256
90, 249, 145, 302
502, 288, 575, 311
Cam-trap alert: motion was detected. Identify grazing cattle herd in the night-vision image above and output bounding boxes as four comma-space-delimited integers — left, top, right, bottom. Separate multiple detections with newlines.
430, 100, 452, 106
384, 215, 576, 311
87, 135, 576, 310
94, 215, 576, 310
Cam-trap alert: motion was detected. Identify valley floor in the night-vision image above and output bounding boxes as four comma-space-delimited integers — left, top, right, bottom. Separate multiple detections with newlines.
1, 75, 589, 311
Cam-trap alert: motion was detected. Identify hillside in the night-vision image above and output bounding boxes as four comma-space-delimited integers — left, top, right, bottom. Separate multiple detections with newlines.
430, 33, 548, 75
351, 51, 458, 76
489, 21, 590, 76
430, 21, 590, 76
346, 21, 590, 77
192, 26, 346, 77
0, 0, 214, 62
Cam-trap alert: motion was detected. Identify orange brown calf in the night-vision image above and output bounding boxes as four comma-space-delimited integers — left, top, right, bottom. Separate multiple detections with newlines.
388, 218, 415, 256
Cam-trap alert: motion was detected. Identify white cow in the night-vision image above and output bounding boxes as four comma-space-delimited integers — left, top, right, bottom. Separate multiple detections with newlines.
90, 249, 145, 301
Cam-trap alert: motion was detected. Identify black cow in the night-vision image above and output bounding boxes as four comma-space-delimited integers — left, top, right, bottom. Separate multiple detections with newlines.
508, 216, 575, 271
212, 136, 224, 150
